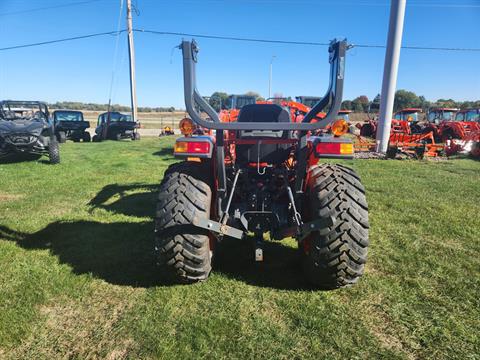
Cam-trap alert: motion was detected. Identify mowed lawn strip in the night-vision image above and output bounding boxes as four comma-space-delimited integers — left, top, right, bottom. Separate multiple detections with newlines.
0, 138, 478, 359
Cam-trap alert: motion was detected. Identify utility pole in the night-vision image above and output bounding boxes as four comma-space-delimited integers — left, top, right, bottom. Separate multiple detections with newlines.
126, 0, 138, 122
376, 0, 406, 153
268, 55, 276, 99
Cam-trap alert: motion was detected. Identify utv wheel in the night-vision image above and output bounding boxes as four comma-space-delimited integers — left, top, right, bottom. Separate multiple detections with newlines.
48, 140, 61, 164
57, 131, 66, 143
83, 132, 91, 142
133, 132, 141, 141
301, 164, 369, 289
115, 133, 122, 141
155, 161, 213, 283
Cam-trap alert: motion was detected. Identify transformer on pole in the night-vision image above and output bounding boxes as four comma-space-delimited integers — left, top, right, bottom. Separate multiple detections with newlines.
376, 0, 407, 153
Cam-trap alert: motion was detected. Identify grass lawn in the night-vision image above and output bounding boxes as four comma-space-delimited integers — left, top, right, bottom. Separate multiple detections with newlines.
0, 138, 479, 359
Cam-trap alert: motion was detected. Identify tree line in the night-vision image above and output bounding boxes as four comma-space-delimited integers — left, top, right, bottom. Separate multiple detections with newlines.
207, 90, 479, 113
48, 101, 176, 113
48, 90, 480, 113
341, 90, 480, 113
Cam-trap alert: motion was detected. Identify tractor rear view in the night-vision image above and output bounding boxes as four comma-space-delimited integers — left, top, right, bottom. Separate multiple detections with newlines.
155, 40, 369, 289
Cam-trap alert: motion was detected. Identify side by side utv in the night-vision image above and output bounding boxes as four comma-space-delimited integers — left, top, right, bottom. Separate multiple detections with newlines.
92, 111, 140, 142
0, 100, 60, 164
154, 39, 369, 289
53, 110, 91, 143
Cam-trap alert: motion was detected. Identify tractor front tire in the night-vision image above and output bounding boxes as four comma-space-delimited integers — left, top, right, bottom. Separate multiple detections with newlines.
301, 164, 369, 289
48, 140, 61, 164
155, 161, 213, 283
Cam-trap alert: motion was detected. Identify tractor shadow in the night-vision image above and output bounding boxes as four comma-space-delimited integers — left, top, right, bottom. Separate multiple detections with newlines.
0, 221, 158, 288
152, 147, 175, 159
214, 237, 314, 291
88, 183, 158, 219
0, 183, 162, 288
0, 181, 314, 290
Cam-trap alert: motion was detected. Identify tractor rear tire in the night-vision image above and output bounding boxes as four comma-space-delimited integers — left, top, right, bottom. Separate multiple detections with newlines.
155, 161, 213, 283
301, 164, 369, 289
48, 140, 61, 164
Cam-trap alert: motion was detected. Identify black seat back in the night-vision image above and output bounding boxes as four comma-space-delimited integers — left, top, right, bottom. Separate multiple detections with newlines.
236, 104, 292, 164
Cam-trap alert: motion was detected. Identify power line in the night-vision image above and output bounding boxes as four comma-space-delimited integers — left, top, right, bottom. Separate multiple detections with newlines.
135, 29, 480, 52
0, 0, 105, 17
1, 28, 480, 53
173, 0, 480, 8
135, 29, 331, 46
0, 31, 126, 51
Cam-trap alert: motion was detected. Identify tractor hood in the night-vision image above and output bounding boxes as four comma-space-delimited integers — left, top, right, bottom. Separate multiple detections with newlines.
0, 119, 46, 136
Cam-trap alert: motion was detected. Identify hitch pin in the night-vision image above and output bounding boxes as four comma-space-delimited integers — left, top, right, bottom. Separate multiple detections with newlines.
257, 140, 266, 175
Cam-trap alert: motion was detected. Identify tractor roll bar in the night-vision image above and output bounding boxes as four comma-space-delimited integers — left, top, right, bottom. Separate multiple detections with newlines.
181, 39, 347, 131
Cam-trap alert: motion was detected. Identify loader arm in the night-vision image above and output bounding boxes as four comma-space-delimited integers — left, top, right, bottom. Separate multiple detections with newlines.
181, 39, 347, 131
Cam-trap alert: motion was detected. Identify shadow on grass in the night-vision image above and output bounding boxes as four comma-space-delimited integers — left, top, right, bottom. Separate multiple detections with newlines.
152, 147, 175, 159
88, 183, 158, 218
213, 237, 313, 291
0, 221, 158, 288
0, 154, 44, 164
0, 181, 313, 290
0, 221, 312, 290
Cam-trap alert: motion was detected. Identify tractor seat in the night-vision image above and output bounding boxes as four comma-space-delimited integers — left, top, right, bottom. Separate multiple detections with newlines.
237, 104, 290, 139
236, 104, 292, 164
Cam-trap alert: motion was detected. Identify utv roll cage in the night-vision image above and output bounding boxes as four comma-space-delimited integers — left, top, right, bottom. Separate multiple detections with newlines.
0, 100, 49, 119
181, 39, 347, 131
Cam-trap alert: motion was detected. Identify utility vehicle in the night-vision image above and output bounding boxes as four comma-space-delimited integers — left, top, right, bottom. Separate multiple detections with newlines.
0, 100, 60, 164
92, 111, 140, 141
53, 110, 90, 143
155, 39, 369, 289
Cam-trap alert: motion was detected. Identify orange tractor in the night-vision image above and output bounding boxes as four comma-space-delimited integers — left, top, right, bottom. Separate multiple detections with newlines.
424, 107, 480, 157
155, 39, 369, 289
424, 107, 480, 142
358, 108, 423, 138
355, 107, 443, 157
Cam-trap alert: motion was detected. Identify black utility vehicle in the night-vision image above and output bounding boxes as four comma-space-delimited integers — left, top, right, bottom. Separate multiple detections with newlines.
92, 111, 140, 141
53, 110, 91, 143
0, 100, 60, 164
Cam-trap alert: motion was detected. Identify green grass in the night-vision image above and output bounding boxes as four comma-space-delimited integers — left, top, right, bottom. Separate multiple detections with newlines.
0, 138, 479, 359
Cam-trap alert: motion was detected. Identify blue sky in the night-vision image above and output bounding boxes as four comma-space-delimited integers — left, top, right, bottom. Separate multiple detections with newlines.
1, 0, 479, 109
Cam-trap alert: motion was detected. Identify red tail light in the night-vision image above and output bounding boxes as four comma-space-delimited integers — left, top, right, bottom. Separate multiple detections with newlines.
175, 141, 210, 154
315, 142, 353, 155
174, 137, 213, 158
